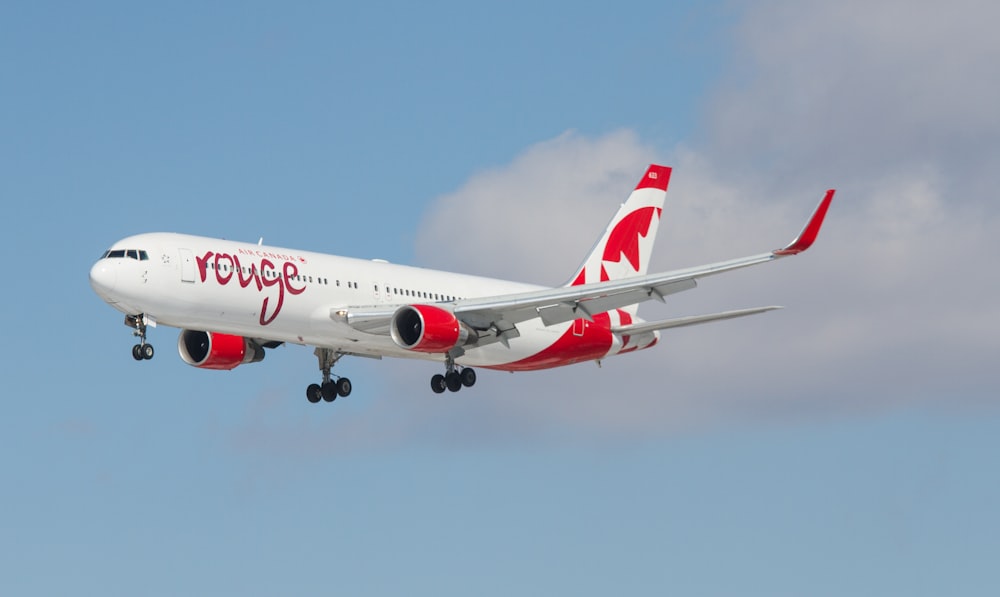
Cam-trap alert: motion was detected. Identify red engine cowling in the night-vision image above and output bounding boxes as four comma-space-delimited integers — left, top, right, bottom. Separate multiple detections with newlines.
390, 305, 476, 353
177, 330, 266, 370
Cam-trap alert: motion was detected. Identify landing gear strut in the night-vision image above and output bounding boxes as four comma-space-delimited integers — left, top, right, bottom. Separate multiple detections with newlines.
307, 348, 352, 404
430, 355, 476, 394
126, 314, 154, 361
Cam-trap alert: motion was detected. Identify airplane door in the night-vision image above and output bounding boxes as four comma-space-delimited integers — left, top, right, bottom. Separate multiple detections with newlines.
179, 248, 196, 283
375, 283, 392, 303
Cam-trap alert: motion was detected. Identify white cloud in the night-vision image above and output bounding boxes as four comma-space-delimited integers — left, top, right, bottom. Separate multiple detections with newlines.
711, 0, 1000, 192
232, 1, 1000, 452
400, 0, 1000, 437
414, 129, 659, 285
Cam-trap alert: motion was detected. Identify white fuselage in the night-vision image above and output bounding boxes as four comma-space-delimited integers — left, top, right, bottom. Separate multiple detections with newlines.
90, 233, 644, 370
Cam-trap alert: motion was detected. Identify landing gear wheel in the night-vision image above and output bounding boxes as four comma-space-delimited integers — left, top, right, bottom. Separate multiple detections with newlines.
314, 348, 352, 403
460, 367, 477, 388
445, 371, 462, 392
431, 374, 447, 394
127, 314, 153, 361
306, 384, 323, 403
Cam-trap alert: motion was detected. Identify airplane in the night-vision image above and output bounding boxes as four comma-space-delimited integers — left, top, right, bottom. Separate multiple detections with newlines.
89, 165, 834, 402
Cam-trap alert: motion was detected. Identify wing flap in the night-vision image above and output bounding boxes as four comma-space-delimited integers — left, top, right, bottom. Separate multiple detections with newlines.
333, 307, 397, 334
454, 252, 774, 329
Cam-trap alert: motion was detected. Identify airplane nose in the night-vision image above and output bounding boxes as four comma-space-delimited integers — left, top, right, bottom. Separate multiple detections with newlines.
89, 260, 117, 297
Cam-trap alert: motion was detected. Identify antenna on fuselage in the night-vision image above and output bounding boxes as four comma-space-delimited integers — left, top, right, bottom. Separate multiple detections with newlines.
258, 237, 264, 246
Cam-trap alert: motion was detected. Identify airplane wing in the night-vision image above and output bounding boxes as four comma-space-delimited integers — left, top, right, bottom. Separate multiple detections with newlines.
611, 306, 782, 335
337, 189, 834, 345
452, 189, 834, 330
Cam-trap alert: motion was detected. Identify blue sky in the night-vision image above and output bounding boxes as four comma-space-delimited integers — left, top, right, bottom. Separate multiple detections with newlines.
3, 1, 999, 595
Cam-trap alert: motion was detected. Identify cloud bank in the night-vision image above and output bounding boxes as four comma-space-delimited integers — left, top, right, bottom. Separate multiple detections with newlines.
232, 0, 1000, 453
405, 0, 1000, 436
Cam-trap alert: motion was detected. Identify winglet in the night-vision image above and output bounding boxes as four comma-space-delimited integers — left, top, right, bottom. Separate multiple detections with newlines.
774, 189, 835, 255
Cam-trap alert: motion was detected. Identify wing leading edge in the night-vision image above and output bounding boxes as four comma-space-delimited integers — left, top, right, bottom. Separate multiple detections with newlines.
335, 186, 835, 347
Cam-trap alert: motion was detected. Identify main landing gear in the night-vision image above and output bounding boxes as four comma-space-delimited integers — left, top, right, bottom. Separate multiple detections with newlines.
126, 314, 154, 361
307, 348, 352, 404
430, 356, 477, 394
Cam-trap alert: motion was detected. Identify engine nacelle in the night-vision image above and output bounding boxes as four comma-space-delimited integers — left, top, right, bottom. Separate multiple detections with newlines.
390, 304, 477, 353
177, 330, 266, 370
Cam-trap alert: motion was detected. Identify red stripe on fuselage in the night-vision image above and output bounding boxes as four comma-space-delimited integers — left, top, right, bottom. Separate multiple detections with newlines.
488, 313, 614, 372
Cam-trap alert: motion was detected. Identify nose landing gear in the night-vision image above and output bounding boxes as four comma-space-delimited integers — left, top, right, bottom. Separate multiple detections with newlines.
126, 314, 154, 361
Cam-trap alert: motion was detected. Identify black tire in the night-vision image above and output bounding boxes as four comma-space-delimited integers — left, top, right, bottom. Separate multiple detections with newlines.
431, 374, 447, 394
336, 377, 352, 397
445, 371, 462, 392
141, 344, 154, 360
321, 382, 338, 402
460, 367, 477, 388
306, 384, 323, 403
132, 344, 144, 361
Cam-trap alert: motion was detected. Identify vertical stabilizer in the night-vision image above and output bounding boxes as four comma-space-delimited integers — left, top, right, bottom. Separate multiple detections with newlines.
566, 164, 671, 314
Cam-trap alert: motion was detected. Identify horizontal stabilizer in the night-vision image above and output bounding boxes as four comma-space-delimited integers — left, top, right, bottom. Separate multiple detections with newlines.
611, 306, 782, 335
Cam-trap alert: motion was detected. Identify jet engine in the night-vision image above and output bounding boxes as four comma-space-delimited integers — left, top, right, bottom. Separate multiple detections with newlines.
390, 305, 477, 353
177, 330, 266, 370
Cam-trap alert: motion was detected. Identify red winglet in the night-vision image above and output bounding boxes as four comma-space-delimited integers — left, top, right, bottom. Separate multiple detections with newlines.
774, 189, 835, 255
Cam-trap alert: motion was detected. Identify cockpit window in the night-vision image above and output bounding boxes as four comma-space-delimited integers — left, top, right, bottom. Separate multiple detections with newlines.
102, 249, 148, 260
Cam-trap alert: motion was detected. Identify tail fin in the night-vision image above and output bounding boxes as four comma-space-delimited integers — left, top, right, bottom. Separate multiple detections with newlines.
566, 164, 671, 314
